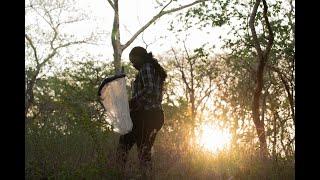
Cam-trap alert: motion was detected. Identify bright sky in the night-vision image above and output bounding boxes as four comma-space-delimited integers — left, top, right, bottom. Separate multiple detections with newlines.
26, 0, 294, 67
70, 0, 228, 63
25, 0, 231, 75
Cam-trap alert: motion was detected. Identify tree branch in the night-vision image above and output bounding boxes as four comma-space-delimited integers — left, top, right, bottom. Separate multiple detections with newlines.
249, 0, 263, 61
31, 5, 56, 33
266, 64, 295, 124
141, 32, 157, 50
183, 41, 195, 94
50, 25, 59, 49
40, 40, 87, 68
59, 17, 86, 26
262, 0, 274, 59
171, 48, 191, 93
123, 24, 133, 36
197, 80, 214, 108
121, 0, 207, 51
56, 40, 88, 50
159, 0, 174, 13
107, 0, 115, 10
43, 4, 56, 27
288, 0, 295, 38
183, 40, 192, 61
25, 34, 40, 67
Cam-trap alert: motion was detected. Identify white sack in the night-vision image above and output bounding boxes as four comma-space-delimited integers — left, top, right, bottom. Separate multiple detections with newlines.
99, 76, 132, 134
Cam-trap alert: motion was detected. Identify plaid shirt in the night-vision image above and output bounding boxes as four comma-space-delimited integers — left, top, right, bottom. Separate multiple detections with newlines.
131, 62, 164, 111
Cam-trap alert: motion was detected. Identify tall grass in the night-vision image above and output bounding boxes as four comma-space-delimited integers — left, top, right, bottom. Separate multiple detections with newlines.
25, 124, 294, 180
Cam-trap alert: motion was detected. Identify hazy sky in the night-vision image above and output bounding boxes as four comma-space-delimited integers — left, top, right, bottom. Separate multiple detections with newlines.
26, 0, 294, 67
25, 0, 231, 76
71, 0, 228, 62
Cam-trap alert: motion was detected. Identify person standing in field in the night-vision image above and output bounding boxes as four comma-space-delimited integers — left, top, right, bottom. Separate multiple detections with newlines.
116, 46, 167, 174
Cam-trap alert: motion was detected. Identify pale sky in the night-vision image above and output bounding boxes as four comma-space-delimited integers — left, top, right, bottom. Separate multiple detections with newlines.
26, 0, 294, 68
25, 0, 230, 76
70, 0, 228, 63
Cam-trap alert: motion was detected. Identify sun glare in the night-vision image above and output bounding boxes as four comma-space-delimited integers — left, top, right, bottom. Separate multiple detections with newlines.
195, 123, 232, 154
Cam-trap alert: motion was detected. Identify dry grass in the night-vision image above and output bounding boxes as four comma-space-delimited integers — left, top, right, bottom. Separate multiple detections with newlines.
25, 126, 294, 179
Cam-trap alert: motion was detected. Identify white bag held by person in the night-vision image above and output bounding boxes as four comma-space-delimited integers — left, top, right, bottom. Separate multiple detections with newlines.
98, 74, 133, 135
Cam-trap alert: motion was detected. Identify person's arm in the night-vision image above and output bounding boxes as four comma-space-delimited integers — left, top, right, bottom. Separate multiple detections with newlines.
130, 63, 155, 110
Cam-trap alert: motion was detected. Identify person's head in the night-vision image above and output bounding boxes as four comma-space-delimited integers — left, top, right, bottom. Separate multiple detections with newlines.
129, 46, 167, 81
129, 46, 152, 70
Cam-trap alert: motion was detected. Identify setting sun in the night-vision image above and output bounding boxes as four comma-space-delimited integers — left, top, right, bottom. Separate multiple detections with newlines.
195, 123, 232, 154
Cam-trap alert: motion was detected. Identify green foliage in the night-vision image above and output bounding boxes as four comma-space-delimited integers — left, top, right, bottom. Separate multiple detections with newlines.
25, 0, 295, 178
168, 0, 295, 157
168, 0, 230, 34
185, 0, 230, 28
25, 56, 294, 178
26, 60, 119, 179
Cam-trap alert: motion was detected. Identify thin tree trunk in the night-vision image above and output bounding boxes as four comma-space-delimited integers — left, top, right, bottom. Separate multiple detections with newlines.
25, 64, 41, 117
111, 0, 122, 73
271, 104, 278, 158
190, 90, 196, 123
279, 73, 295, 125
267, 65, 295, 125
249, 0, 274, 160
280, 121, 289, 158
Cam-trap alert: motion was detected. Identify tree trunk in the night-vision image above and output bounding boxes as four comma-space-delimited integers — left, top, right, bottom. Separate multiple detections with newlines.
271, 104, 278, 158
251, 54, 268, 159
25, 83, 34, 117
190, 90, 196, 123
25, 68, 40, 118
249, 0, 274, 160
113, 47, 122, 74
280, 121, 289, 158
268, 65, 295, 125
279, 73, 295, 125
111, 0, 122, 73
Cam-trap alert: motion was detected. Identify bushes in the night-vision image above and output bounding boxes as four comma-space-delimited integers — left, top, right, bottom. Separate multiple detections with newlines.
25, 122, 108, 179
25, 111, 294, 179
25, 60, 294, 179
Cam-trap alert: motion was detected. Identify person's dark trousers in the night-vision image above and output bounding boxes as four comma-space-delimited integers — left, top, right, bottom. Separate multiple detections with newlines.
116, 108, 164, 172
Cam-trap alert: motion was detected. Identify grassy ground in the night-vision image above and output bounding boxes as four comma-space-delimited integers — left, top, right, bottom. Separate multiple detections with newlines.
25, 128, 294, 180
